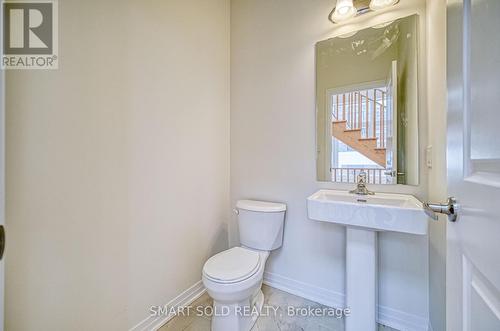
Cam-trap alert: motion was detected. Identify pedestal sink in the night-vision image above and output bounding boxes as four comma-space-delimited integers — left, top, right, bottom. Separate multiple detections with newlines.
307, 190, 428, 331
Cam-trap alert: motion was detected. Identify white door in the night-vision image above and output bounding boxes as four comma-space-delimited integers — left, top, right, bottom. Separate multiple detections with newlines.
446, 0, 500, 330
385, 60, 397, 184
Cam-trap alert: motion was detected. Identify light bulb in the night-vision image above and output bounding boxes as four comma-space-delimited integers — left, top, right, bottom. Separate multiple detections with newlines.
369, 0, 399, 11
332, 0, 357, 23
338, 7, 349, 15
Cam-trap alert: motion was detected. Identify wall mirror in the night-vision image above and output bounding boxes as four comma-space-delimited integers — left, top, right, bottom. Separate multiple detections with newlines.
316, 14, 419, 185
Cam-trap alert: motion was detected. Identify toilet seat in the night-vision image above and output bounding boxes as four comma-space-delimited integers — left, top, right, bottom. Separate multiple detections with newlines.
203, 247, 261, 284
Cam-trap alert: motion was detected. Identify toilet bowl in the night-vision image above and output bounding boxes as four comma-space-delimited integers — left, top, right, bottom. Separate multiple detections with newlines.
203, 247, 269, 331
202, 200, 286, 331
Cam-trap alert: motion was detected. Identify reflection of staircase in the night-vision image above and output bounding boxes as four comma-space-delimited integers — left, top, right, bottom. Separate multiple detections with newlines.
332, 120, 386, 167
331, 90, 387, 168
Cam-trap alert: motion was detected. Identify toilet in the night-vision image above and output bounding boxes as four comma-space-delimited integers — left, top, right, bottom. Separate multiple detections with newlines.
202, 199, 286, 331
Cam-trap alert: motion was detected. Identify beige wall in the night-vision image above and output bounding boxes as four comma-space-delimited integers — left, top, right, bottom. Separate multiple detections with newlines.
5, 0, 230, 330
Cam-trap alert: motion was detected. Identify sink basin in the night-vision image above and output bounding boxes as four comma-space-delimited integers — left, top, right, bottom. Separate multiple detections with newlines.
307, 189, 428, 235
307, 190, 430, 331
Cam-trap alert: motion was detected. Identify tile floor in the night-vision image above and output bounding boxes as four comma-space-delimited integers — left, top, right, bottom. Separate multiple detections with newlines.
159, 285, 398, 331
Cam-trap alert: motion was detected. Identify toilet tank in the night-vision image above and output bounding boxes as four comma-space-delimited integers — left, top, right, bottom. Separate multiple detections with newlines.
236, 200, 286, 251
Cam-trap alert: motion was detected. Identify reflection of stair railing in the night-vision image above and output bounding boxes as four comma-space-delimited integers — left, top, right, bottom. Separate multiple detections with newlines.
332, 89, 386, 148
331, 167, 390, 184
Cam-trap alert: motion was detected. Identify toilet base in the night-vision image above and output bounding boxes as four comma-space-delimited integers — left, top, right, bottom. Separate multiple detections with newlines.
211, 288, 264, 331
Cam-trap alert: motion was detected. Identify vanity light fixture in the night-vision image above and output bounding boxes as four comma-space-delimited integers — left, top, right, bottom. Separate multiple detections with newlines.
328, 0, 399, 24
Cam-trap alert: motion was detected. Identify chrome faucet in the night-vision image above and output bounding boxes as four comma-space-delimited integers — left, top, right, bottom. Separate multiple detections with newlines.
349, 172, 375, 195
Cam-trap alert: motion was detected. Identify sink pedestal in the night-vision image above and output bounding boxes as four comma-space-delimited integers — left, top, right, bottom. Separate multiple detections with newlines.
307, 190, 429, 331
345, 227, 377, 331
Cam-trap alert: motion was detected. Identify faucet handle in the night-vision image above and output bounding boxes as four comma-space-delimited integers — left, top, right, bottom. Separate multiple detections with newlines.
357, 171, 367, 184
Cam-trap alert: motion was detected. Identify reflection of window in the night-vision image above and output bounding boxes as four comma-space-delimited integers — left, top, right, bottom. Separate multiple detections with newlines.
328, 84, 394, 184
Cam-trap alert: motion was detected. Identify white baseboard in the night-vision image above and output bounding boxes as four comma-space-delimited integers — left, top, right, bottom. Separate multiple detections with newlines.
263, 271, 429, 331
131, 272, 429, 331
263, 271, 345, 308
129, 281, 206, 331
378, 305, 429, 331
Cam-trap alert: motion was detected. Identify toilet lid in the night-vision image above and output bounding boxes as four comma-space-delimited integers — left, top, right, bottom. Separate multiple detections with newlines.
203, 247, 260, 283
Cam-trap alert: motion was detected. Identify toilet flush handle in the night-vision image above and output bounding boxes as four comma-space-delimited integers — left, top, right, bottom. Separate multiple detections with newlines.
233, 208, 239, 215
